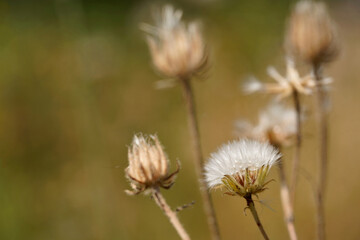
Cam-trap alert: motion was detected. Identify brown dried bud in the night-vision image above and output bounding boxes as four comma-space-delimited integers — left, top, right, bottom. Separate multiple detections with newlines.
125, 134, 180, 195
142, 5, 208, 80
286, 1, 338, 65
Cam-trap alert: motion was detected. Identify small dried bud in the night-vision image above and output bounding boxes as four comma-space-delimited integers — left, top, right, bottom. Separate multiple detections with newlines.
142, 5, 208, 80
125, 134, 179, 195
286, 1, 338, 65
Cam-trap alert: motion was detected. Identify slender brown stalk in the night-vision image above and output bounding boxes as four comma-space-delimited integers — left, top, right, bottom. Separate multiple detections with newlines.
313, 64, 328, 240
245, 195, 270, 240
180, 78, 221, 240
290, 90, 302, 205
278, 158, 298, 240
152, 188, 191, 240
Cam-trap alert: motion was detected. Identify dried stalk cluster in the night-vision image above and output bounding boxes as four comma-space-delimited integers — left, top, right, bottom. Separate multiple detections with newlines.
125, 1, 339, 240
287, 2, 339, 240
142, 5, 220, 240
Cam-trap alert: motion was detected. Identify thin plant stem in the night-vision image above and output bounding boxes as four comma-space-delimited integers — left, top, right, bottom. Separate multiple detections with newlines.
278, 157, 298, 240
290, 89, 302, 206
152, 188, 191, 240
180, 78, 221, 240
245, 195, 270, 240
313, 64, 328, 240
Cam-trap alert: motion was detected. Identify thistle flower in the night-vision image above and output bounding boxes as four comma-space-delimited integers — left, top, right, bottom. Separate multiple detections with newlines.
235, 103, 299, 146
286, 0, 338, 65
141, 5, 208, 80
125, 134, 179, 195
204, 139, 281, 197
244, 58, 331, 99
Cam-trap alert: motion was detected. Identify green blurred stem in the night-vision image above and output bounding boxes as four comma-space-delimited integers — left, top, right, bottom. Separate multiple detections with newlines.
245, 195, 270, 240
313, 64, 328, 240
290, 89, 302, 206
180, 78, 221, 240
152, 188, 191, 240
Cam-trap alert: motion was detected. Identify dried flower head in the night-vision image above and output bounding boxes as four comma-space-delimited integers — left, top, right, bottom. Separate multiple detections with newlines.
125, 134, 180, 195
244, 58, 331, 99
142, 5, 208, 80
235, 103, 299, 146
204, 139, 281, 197
286, 0, 338, 65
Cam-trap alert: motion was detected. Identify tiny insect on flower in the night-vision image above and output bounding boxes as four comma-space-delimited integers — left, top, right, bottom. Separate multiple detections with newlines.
204, 139, 281, 197
125, 134, 180, 195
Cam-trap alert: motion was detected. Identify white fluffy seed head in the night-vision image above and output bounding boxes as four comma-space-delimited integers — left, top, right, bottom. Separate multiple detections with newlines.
258, 103, 297, 145
235, 102, 298, 147
204, 139, 281, 193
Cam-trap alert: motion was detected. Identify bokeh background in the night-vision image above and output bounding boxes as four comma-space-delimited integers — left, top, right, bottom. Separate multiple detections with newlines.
0, 0, 359, 239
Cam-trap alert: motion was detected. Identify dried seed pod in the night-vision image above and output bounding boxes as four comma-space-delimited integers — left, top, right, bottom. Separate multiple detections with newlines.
125, 134, 179, 195
286, 1, 338, 65
142, 5, 208, 80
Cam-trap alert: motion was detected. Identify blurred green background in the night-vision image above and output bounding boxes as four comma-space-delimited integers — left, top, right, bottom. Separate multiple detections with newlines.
0, 0, 359, 239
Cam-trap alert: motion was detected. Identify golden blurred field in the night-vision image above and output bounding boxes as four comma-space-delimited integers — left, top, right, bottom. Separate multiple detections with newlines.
0, 0, 359, 239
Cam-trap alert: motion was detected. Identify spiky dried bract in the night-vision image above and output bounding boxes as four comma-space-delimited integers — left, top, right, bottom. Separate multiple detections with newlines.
125, 134, 179, 195
286, 1, 338, 65
235, 103, 298, 146
204, 139, 281, 197
142, 5, 208, 80
244, 59, 332, 99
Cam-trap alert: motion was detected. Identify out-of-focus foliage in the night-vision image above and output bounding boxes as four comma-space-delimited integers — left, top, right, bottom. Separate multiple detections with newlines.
0, 0, 359, 239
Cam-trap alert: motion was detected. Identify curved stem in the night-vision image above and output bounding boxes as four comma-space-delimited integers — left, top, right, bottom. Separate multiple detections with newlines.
180, 78, 221, 240
313, 64, 328, 240
245, 195, 270, 240
152, 188, 191, 240
290, 90, 302, 206
278, 158, 298, 240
